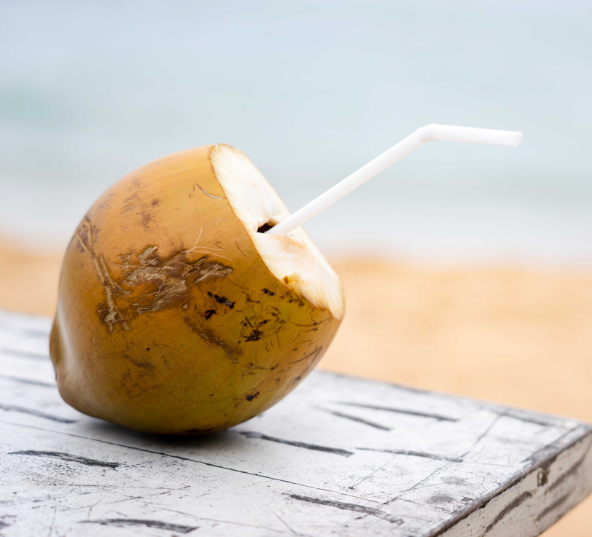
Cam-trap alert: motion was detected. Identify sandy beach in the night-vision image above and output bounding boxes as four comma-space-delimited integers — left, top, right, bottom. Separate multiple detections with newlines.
1, 239, 591, 535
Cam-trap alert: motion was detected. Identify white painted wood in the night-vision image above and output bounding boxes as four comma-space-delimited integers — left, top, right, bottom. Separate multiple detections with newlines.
0, 309, 590, 537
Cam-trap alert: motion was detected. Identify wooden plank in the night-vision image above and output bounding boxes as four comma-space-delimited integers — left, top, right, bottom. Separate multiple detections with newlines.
0, 309, 591, 536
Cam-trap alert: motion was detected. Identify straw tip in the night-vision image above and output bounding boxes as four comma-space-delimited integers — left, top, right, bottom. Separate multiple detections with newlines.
509, 131, 523, 148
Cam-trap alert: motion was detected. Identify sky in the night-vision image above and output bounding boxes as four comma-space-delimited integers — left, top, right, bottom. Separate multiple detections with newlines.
1, 0, 591, 264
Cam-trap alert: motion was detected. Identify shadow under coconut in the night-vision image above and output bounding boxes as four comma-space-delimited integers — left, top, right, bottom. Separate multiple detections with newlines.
78, 415, 271, 464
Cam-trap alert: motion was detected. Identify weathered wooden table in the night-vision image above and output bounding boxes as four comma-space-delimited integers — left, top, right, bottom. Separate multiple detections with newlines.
1, 309, 591, 536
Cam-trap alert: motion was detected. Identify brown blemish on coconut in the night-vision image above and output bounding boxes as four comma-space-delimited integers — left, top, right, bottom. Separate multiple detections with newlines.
194, 262, 232, 283
76, 218, 129, 332
244, 329, 264, 342
245, 391, 260, 401
141, 211, 153, 231
212, 294, 235, 308
75, 218, 236, 328
119, 191, 159, 232
121, 193, 140, 215
116, 248, 231, 315
119, 366, 161, 399
123, 247, 204, 314
183, 316, 242, 363
126, 356, 155, 371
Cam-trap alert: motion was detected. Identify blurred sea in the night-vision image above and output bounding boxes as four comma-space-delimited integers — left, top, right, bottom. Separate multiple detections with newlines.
1, 0, 591, 266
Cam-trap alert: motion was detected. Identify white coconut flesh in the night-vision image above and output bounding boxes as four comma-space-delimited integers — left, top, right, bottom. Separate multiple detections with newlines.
210, 144, 345, 321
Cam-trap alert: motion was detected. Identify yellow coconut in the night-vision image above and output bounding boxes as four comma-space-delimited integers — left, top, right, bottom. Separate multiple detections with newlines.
50, 144, 344, 434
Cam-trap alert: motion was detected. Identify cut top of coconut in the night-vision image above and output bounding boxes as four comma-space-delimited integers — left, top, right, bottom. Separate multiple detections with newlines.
210, 144, 345, 321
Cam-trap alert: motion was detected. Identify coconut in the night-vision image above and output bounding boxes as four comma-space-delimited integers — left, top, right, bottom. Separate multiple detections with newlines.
50, 144, 344, 434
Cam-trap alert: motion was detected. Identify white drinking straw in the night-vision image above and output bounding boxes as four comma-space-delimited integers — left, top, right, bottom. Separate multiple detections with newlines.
267, 124, 523, 237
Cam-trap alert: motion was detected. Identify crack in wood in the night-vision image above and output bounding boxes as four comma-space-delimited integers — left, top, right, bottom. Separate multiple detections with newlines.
534, 493, 571, 522
79, 518, 199, 533
349, 454, 398, 490
356, 447, 463, 463
240, 431, 354, 457
463, 414, 504, 456
288, 494, 403, 526
269, 509, 310, 537
337, 402, 459, 422
9, 450, 119, 468
482, 491, 533, 534
56, 488, 185, 516
503, 410, 567, 428
317, 408, 391, 431
546, 447, 590, 494
0, 403, 76, 424
385, 464, 450, 509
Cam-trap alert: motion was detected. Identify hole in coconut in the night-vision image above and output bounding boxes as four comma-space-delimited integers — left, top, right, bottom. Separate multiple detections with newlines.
257, 222, 276, 233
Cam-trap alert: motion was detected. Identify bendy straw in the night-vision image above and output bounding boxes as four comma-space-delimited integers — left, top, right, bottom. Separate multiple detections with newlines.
267, 124, 523, 237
